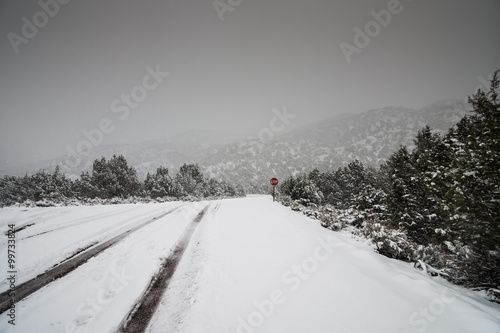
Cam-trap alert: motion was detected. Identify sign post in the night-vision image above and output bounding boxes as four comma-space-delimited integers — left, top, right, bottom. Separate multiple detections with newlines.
270, 178, 278, 202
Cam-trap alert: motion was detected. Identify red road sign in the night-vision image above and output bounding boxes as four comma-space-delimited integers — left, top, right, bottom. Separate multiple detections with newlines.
270, 178, 278, 186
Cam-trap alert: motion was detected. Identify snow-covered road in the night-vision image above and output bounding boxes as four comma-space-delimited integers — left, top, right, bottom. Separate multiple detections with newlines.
1, 196, 499, 333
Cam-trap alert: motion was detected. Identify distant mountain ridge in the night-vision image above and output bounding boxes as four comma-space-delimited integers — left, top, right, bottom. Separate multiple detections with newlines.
280, 99, 467, 164
201, 99, 468, 191
2, 99, 469, 192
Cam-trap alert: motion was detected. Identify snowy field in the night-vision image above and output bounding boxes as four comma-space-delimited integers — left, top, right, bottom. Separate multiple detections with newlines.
1, 196, 499, 333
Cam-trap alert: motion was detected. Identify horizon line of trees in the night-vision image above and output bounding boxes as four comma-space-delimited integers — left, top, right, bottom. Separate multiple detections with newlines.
279, 70, 500, 287
0, 156, 245, 206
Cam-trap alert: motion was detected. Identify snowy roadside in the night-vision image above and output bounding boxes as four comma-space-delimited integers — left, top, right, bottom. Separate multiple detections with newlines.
0, 201, 206, 333
0, 196, 498, 333
0, 202, 182, 290
161, 196, 500, 333
279, 197, 500, 302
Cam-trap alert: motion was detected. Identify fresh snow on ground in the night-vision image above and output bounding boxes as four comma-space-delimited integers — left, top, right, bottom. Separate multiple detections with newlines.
149, 196, 500, 333
0, 202, 182, 289
0, 201, 206, 332
1, 196, 499, 333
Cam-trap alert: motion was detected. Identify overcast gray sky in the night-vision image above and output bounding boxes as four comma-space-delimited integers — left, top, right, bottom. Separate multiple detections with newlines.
0, 0, 499, 169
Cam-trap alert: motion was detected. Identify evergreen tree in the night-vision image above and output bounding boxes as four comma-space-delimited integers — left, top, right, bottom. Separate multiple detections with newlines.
410, 126, 453, 243
174, 163, 205, 197
205, 178, 224, 197
279, 176, 296, 197
0, 176, 22, 205
383, 146, 420, 237
90, 155, 140, 198
49, 166, 74, 199
446, 70, 500, 254
290, 174, 323, 204
308, 168, 322, 187
234, 183, 246, 197
329, 168, 348, 208
144, 166, 173, 198
344, 160, 367, 208
319, 170, 339, 205
74, 171, 97, 198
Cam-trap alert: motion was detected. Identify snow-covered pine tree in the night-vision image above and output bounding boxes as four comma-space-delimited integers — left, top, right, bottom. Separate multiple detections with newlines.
409, 126, 453, 243
383, 145, 421, 238
290, 174, 323, 204
90, 155, 140, 198
331, 167, 349, 208
49, 166, 73, 200
279, 176, 296, 197
446, 71, 500, 271
205, 178, 224, 197
74, 171, 97, 198
144, 166, 173, 198
174, 163, 205, 197
0, 175, 22, 205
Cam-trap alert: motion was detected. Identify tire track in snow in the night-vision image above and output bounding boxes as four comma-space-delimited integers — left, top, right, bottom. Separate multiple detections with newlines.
0, 207, 180, 314
18, 206, 144, 240
3, 222, 35, 235
116, 205, 210, 333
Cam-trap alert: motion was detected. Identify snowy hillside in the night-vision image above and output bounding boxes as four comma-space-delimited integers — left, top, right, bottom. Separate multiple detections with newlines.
2, 100, 469, 192
1, 196, 498, 333
2, 129, 244, 180
201, 99, 468, 191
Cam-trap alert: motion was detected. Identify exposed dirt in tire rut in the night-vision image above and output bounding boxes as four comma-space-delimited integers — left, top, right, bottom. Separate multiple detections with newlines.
117, 205, 209, 333
0, 207, 179, 314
